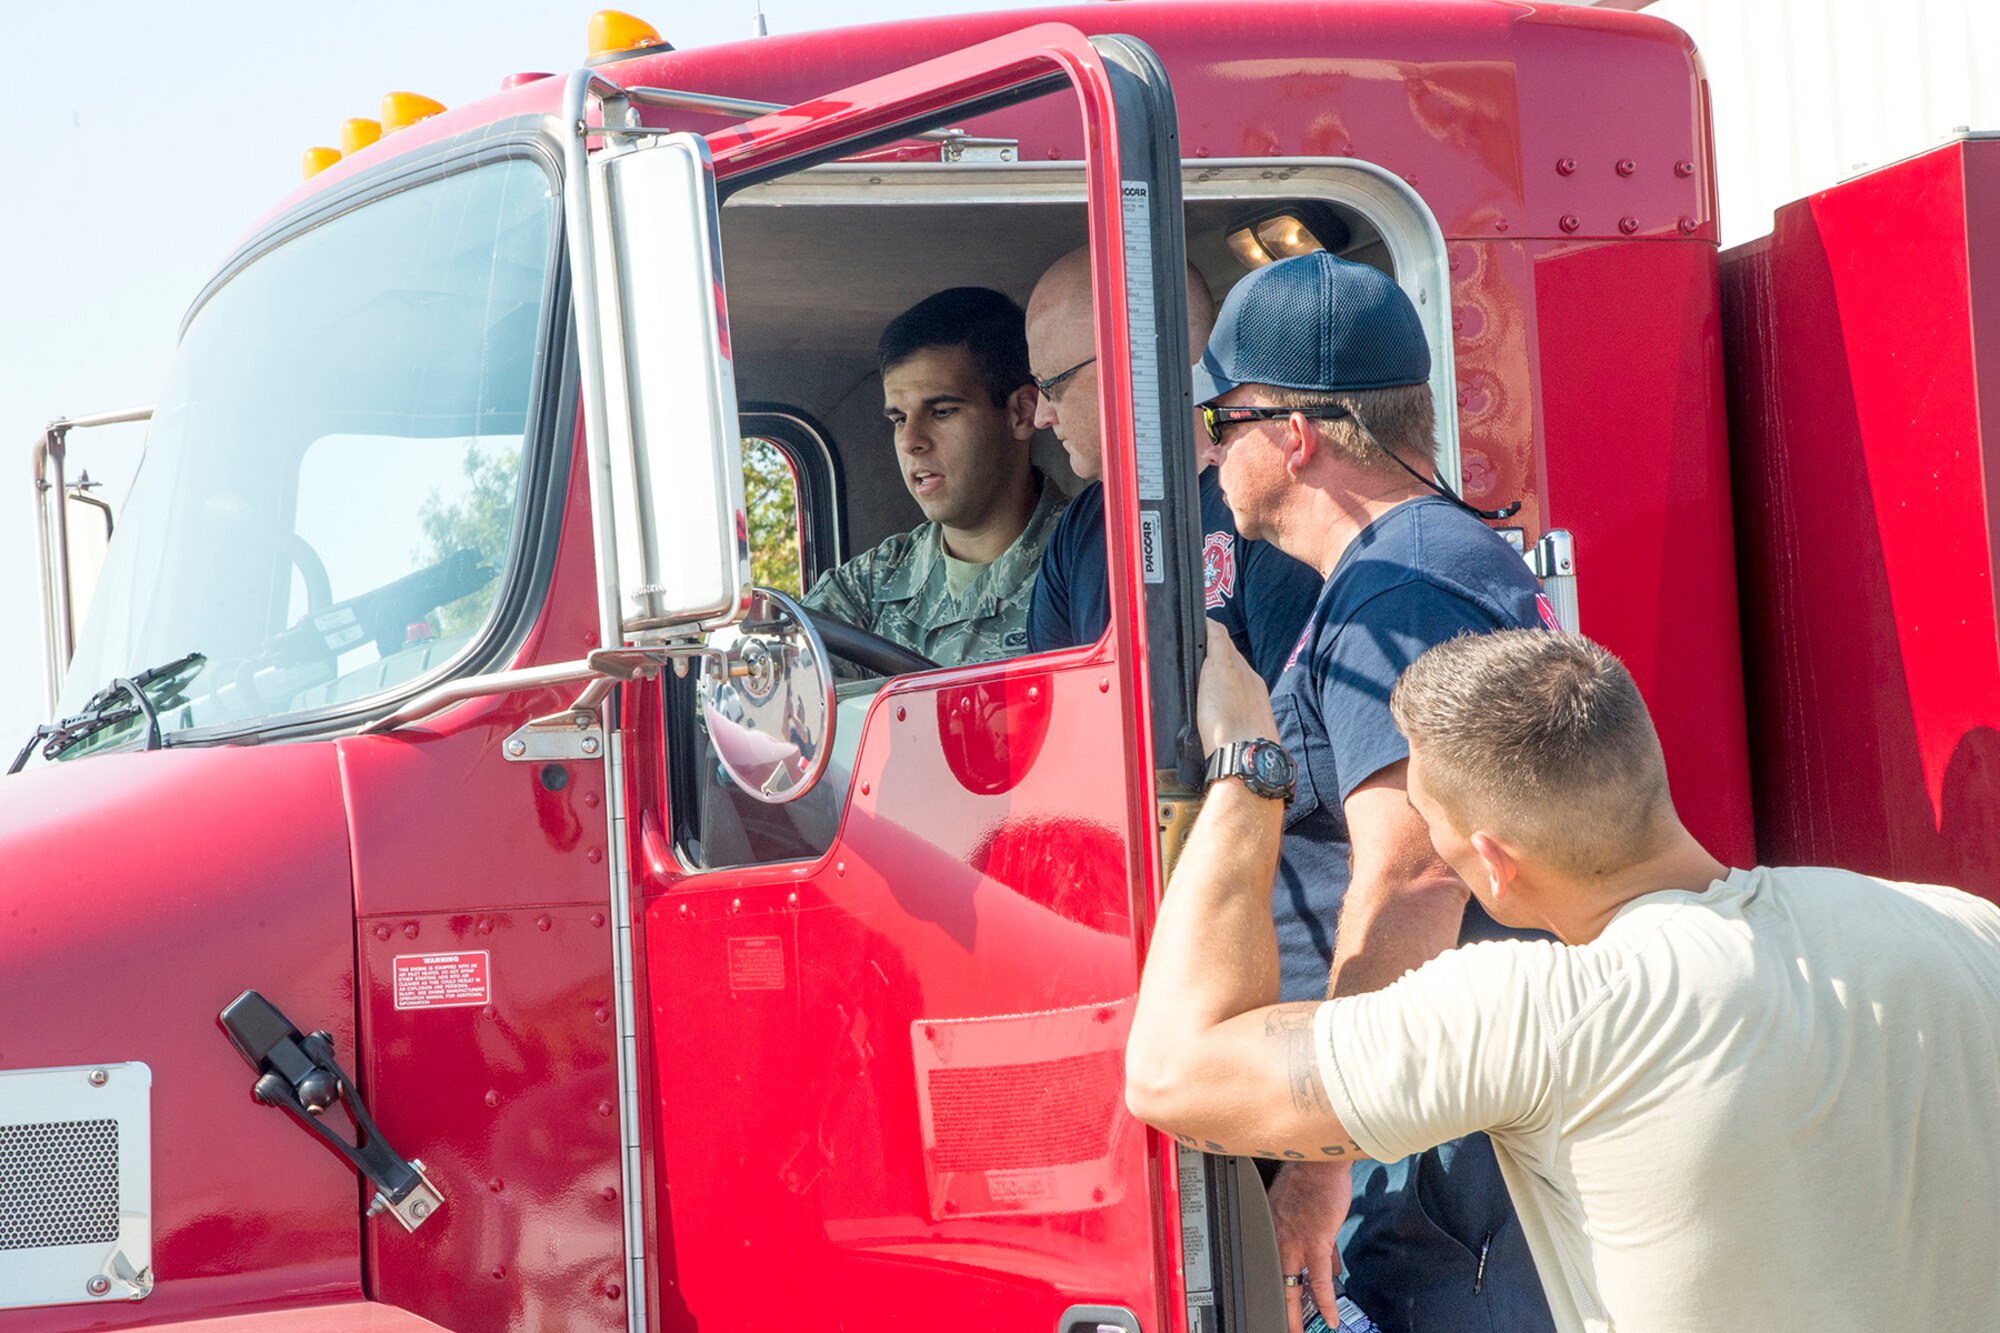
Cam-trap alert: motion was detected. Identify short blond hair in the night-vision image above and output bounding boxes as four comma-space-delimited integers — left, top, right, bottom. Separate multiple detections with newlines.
1390, 631, 1671, 878
1256, 382, 1436, 473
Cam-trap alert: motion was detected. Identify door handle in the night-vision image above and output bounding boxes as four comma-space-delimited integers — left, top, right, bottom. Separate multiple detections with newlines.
217, 989, 445, 1232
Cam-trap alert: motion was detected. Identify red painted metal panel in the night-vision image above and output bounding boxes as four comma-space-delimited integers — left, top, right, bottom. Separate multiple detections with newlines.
645, 661, 1161, 1331
642, 28, 1181, 1330
290, 4, 1711, 246
340, 421, 608, 922
0, 746, 360, 1329
1532, 236, 1757, 864
340, 422, 630, 1327
615, 2, 1712, 243
355, 905, 625, 1332
1725, 140, 2000, 898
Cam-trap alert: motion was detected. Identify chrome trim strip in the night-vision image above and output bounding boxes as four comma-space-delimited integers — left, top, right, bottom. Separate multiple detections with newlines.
361, 659, 601, 733
559, 67, 649, 1333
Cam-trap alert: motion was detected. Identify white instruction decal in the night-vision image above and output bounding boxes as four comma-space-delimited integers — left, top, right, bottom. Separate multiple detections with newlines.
728, 936, 786, 991
393, 952, 491, 1010
1121, 180, 1166, 502
1179, 1145, 1215, 1300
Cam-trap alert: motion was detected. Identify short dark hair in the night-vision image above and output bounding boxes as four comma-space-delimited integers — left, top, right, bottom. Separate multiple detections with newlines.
878, 287, 1032, 408
1390, 630, 1672, 877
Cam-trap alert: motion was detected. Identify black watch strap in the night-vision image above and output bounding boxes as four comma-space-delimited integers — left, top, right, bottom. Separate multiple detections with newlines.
1204, 738, 1296, 802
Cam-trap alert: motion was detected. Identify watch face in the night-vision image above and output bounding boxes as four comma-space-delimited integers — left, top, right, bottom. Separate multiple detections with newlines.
1254, 744, 1291, 785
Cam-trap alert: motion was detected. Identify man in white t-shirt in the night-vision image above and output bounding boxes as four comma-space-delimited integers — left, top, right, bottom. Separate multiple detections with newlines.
1128, 625, 2000, 1333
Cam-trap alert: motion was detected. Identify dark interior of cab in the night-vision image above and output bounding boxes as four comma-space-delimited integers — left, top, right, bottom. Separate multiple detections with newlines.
719, 183, 1395, 567
673, 173, 1395, 879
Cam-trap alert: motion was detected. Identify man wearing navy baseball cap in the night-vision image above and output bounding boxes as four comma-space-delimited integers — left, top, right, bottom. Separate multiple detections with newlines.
1174, 252, 1559, 1333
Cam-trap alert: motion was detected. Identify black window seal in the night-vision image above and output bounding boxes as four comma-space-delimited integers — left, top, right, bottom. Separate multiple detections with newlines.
740, 404, 845, 588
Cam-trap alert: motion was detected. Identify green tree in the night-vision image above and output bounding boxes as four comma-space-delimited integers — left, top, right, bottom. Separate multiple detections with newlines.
417, 440, 521, 638
743, 437, 802, 596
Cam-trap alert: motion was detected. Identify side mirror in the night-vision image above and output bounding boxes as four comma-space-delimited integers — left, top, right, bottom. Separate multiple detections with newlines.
582, 127, 750, 644
697, 589, 834, 804
33, 409, 149, 716
64, 475, 114, 630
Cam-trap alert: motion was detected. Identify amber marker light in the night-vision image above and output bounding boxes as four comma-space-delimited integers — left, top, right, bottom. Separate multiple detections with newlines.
1224, 203, 1353, 268
380, 91, 446, 134
302, 147, 341, 180
340, 118, 382, 156
587, 10, 671, 62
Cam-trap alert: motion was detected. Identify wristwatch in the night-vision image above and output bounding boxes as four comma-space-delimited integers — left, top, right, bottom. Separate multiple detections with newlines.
1204, 738, 1297, 802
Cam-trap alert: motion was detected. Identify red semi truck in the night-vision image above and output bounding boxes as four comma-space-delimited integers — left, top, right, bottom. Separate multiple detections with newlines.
5, 3, 1994, 1329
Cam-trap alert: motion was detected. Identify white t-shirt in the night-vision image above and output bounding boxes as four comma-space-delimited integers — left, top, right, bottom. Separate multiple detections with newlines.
1314, 865, 2000, 1333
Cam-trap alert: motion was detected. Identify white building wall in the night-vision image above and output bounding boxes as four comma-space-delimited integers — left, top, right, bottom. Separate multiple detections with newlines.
1645, 0, 1998, 245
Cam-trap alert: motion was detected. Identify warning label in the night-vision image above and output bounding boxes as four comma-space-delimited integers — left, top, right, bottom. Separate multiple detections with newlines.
727, 936, 785, 991
392, 952, 491, 1010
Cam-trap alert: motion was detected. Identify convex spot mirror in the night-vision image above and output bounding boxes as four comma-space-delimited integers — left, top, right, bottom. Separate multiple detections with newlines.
698, 588, 834, 804
585, 129, 750, 640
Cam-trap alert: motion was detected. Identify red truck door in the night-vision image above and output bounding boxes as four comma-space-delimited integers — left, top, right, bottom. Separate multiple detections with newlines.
629, 25, 1221, 1333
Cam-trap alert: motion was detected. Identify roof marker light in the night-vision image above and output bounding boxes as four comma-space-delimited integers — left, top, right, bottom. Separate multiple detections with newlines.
302, 147, 341, 180
380, 91, 446, 134
587, 10, 670, 61
340, 118, 382, 156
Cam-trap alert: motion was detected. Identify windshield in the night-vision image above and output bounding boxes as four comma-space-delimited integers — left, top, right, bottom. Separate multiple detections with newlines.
59, 158, 558, 744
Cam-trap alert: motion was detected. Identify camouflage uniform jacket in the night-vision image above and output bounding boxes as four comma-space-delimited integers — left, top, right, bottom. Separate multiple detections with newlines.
803, 473, 1069, 666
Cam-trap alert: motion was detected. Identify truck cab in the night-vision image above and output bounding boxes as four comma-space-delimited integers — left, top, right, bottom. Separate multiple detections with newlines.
2, 6, 1759, 1330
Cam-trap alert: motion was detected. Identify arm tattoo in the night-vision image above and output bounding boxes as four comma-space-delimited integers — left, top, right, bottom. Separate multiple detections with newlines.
1172, 1141, 1366, 1161
1153, 1004, 1365, 1162
1266, 1005, 1335, 1116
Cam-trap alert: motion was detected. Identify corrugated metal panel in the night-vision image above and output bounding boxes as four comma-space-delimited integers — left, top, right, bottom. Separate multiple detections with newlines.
1648, 0, 1995, 244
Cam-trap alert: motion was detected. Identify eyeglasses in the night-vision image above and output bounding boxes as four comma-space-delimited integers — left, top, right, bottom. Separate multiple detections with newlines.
1032, 356, 1097, 401
1200, 403, 1350, 445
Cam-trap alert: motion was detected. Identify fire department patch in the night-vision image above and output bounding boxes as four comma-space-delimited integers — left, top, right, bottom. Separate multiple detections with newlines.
1202, 531, 1236, 610
1283, 621, 1313, 673
1536, 593, 1562, 630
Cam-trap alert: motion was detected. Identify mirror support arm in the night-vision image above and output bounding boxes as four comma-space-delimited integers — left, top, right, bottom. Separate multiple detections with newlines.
362, 643, 713, 735
33, 407, 153, 716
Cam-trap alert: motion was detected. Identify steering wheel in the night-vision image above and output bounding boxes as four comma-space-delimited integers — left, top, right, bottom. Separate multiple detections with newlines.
286, 533, 333, 615
799, 606, 938, 677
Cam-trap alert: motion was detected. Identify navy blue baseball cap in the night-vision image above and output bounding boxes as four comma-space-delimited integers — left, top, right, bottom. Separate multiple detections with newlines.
1192, 252, 1431, 406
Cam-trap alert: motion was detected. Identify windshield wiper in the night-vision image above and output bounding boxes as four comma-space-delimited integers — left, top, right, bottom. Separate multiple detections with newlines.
8, 651, 206, 775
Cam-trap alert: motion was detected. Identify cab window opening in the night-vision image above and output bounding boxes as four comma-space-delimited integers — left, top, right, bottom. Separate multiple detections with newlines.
667, 160, 1442, 874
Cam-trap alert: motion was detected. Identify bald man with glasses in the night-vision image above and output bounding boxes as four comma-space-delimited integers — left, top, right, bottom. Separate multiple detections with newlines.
1022, 246, 1321, 686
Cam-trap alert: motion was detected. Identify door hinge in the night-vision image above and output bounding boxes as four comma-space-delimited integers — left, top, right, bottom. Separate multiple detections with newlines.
1527, 529, 1579, 632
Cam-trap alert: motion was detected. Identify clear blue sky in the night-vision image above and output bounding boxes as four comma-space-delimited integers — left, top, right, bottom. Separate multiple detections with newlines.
0, 0, 1047, 748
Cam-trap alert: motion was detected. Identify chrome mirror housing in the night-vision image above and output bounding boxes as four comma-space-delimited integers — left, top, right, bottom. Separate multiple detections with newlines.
574, 111, 749, 647
697, 589, 835, 804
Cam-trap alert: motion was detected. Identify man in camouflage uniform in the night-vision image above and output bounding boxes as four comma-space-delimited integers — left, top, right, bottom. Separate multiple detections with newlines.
804, 286, 1066, 666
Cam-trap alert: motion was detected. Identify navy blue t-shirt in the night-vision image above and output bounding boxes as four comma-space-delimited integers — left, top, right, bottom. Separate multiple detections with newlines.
1270, 495, 1551, 1000
1271, 496, 1557, 1333
1027, 469, 1323, 688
